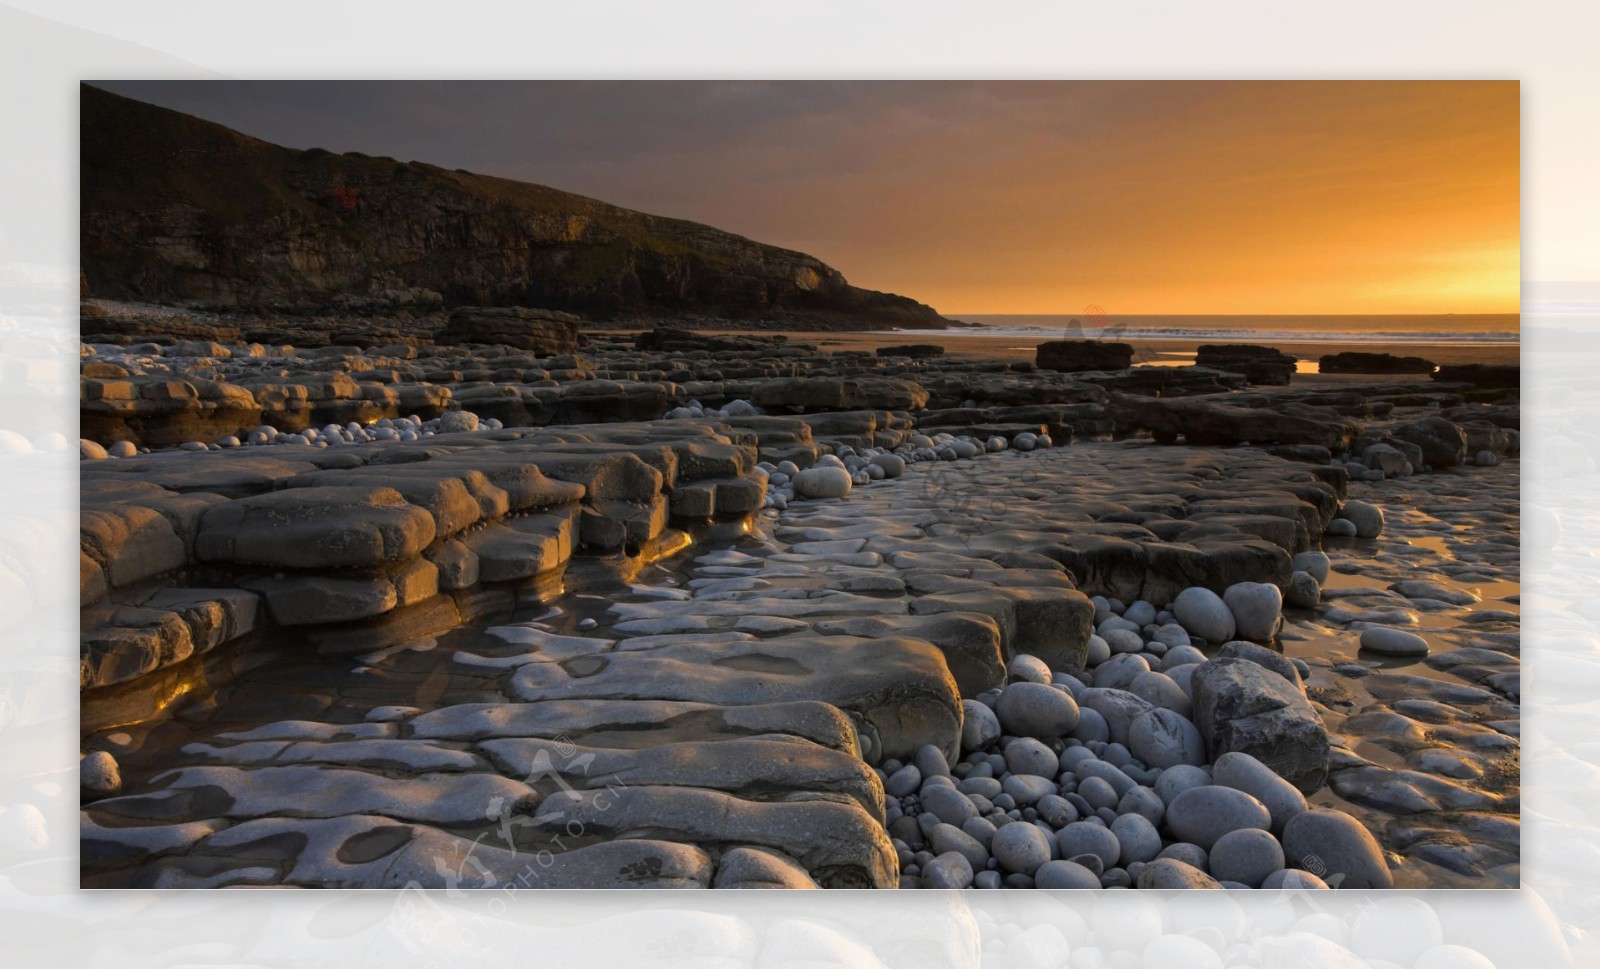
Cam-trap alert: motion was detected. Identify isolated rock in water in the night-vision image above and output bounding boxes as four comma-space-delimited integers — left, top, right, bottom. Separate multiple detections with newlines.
1223, 582, 1282, 642
1359, 626, 1431, 658
1285, 570, 1321, 608
1281, 808, 1393, 889
792, 466, 853, 499
1173, 587, 1236, 643
1433, 362, 1519, 387
1036, 339, 1134, 373
1165, 785, 1273, 850
1319, 351, 1437, 375
1194, 344, 1296, 385
1338, 499, 1384, 538
875, 343, 944, 359
1290, 550, 1330, 583
1190, 657, 1329, 794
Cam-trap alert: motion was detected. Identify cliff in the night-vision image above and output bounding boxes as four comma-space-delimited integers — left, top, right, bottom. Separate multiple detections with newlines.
79, 84, 952, 330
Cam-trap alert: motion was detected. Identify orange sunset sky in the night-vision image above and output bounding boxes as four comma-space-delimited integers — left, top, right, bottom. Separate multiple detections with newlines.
97, 80, 1520, 316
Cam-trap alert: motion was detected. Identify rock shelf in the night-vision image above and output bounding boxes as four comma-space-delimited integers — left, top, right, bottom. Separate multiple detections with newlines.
78, 329, 1520, 890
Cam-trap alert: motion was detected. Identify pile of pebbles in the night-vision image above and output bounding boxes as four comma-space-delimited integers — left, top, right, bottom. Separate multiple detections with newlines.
883, 589, 1394, 891
663, 398, 761, 420
80, 411, 506, 458
760, 429, 1053, 509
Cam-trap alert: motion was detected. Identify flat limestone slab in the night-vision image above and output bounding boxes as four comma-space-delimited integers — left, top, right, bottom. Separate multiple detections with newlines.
505, 635, 961, 763
477, 735, 886, 819
525, 785, 896, 888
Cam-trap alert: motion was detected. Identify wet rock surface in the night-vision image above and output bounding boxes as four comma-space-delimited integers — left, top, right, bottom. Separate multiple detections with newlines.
79, 328, 1519, 890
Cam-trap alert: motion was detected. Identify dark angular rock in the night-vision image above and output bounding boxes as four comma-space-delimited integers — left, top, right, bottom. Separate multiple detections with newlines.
1036, 340, 1134, 373
1190, 657, 1330, 795
1392, 416, 1468, 469
1319, 351, 1436, 375
1194, 344, 1297, 385
1432, 364, 1519, 388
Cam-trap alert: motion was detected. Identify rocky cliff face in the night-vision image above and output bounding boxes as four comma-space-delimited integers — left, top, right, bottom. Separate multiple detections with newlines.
80, 84, 951, 330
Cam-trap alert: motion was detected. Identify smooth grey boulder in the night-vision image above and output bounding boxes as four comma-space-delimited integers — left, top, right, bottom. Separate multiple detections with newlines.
1036, 794, 1079, 828
1128, 708, 1205, 769
961, 700, 1002, 753
1004, 738, 1061, 779
1173, 587, 1236, 643
1156, 842, 1209, 871
1223, 582, 1283, 643
1055, 821, 1120, 870
1093, 652, 1150, 691
927, 823, 989, 871
994, 682, 1080, 739
1281, 808, 1393, 889
1190, 657, 1330, 794
1285, 570, 1322, 608
915, 744, 953, 780
1208, 828, 1285, 888
1165, 785, 1272, 849
992, 820, 1052, 875
1075, 759, 1137, 799
1340, 499, 1385, 538
1110, 813, 1162, 866
1160, 645, 1207, 672
919, 784, 979, 825
921, 851, 975, 889
792, 465, 853, 499
1291, 550, 1330, 584
1154, 764, 1211, 806
1034, 859, 1101, 889
1359, 626, 1430, 658
1001, 774, 1057, 807
1136, 857, 1222, 889
1075, 688, 1155, 747
1212, 750, 1307, 833
1069, 707, 1111, 744
1127, 670, 1192, 718
1260, 868, 1330, 889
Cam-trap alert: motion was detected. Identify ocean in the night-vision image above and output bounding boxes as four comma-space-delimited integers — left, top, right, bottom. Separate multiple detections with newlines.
908, 314, 1521, 346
